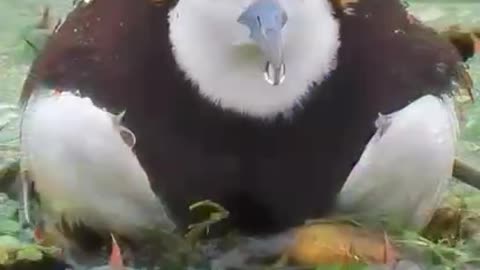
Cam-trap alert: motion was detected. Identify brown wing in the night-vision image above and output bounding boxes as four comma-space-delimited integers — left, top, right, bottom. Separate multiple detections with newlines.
19, 0, 161, 111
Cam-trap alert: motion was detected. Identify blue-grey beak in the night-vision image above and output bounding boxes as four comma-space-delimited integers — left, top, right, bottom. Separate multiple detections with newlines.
238, 0, 288, 85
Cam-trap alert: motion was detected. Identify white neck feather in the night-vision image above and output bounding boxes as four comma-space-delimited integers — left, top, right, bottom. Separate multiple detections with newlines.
168, 0, 340, 119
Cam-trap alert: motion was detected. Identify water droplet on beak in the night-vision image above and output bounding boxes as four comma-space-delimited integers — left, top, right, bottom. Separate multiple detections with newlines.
264, 61, 286, 86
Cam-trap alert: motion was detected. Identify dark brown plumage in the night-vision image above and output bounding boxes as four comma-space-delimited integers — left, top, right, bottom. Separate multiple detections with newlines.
440, 26, 480, 62
20, 0, 463, 249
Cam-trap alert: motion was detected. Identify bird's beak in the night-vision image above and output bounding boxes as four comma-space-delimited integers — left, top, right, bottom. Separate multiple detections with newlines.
238, 0, 288, 86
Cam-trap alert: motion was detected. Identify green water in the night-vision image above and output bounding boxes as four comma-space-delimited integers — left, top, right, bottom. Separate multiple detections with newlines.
0, 0, 70, 167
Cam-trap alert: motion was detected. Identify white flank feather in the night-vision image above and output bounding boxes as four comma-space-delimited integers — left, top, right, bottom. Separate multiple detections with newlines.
20, 90, 175, 238
336, 94, 459, 230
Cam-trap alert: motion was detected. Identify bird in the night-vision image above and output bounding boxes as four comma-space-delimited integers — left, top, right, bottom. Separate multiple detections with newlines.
18, 0, 464, 261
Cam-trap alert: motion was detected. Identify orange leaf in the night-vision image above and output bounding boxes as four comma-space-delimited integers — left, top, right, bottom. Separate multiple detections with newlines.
286, 223, 398, 267
109, 234, 125, 270
33, 225, 44, 243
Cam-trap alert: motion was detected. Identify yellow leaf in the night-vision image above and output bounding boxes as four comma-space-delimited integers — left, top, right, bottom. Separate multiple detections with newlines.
286, 223, 398, 267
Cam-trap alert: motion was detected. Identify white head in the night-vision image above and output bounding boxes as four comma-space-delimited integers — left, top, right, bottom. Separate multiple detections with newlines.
168, 0, 340, 119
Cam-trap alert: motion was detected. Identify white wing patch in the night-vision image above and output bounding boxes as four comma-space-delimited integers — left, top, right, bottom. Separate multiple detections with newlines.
336, 94, 459, 230
20, 91, 175, 239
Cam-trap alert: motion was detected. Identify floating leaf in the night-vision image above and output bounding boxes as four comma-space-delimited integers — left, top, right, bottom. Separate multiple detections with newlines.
0, 220, 21, 235
286, 223, 398, 267
0, 235, 22, 251
0, 196, 20, 220
185, 200, 230, 244
16, 245, 43, 261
